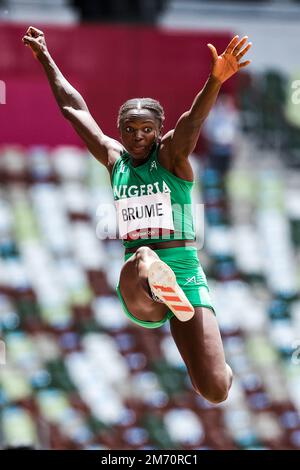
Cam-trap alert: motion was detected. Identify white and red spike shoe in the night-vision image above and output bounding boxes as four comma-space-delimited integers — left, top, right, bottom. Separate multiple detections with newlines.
148, 260, 195, 322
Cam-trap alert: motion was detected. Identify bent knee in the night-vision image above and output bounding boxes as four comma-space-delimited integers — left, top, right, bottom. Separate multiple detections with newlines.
201, 387, 229, 404
135, 246, 155, 260
193, 373, 232, 404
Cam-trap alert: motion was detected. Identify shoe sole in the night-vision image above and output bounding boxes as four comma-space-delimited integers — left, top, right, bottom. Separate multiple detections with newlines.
148, 260, 195, 322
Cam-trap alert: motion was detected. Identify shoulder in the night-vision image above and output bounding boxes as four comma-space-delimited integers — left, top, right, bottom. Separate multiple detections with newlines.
157, 132, 194, 182
156, 130, 174, 171
109, 146, 130, 180
106, 138, 126, 175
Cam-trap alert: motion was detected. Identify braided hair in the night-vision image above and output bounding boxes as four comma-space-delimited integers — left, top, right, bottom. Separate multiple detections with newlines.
117, 98, 165, 128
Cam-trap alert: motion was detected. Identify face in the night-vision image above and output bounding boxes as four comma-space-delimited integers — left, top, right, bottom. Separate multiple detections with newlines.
119, 109, 161, 162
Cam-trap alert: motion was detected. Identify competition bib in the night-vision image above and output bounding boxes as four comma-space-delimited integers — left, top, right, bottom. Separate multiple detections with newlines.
115, 192, 174, 240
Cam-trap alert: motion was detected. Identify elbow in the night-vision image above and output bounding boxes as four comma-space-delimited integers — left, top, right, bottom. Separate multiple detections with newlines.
61, 106, 81, 124
61, 105, 73, 119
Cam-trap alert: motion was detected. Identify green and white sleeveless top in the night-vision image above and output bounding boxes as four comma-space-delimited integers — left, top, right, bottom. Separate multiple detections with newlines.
111, 143, 195, 248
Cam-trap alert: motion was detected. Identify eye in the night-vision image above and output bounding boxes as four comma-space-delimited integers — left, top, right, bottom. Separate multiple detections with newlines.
125, 126, 133, 133
144, 127, 152, 133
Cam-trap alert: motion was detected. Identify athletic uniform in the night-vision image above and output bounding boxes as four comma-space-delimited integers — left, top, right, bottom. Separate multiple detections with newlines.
111, 142, 214, 328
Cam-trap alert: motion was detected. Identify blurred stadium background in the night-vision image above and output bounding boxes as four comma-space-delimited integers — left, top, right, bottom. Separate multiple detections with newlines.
1, 0, 300, 450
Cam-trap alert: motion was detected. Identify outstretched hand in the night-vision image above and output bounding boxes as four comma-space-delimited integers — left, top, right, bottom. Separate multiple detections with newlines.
22, 26, 48, 60
208, 35, 252, 84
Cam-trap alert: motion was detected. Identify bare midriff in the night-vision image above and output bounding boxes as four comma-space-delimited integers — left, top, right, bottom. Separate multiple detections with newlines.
124, 239, 196, 255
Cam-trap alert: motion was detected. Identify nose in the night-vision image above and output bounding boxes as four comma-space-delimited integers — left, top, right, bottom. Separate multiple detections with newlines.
134, 130, 143, 141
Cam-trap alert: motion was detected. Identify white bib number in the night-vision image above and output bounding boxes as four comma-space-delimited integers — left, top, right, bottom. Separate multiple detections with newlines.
115, 192, 174, 240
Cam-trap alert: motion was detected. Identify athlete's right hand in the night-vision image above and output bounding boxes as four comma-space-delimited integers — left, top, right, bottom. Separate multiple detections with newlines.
22, 26, 48, 60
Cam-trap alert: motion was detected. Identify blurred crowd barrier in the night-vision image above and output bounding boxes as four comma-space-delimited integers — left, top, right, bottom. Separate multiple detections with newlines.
0, 121, 300, 449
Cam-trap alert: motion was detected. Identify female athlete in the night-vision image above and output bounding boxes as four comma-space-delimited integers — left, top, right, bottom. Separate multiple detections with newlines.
23, 26, 251, 403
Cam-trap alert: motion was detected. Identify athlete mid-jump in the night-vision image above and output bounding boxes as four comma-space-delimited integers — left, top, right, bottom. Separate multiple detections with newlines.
23, 26, 251, 403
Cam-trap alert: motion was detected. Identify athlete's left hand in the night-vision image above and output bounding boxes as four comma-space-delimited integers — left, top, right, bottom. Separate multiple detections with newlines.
208, 35, 252, 84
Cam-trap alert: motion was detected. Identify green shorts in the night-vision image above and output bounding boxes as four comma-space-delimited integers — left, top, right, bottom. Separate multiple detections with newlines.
116, 246, 215, 329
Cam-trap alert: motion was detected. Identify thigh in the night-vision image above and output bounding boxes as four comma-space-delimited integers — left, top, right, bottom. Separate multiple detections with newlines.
170, 307, 228, 393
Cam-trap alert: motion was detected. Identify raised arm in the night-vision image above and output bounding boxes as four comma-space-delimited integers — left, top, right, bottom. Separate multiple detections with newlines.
160, 35, 251, 171
22, 26, 122, 170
